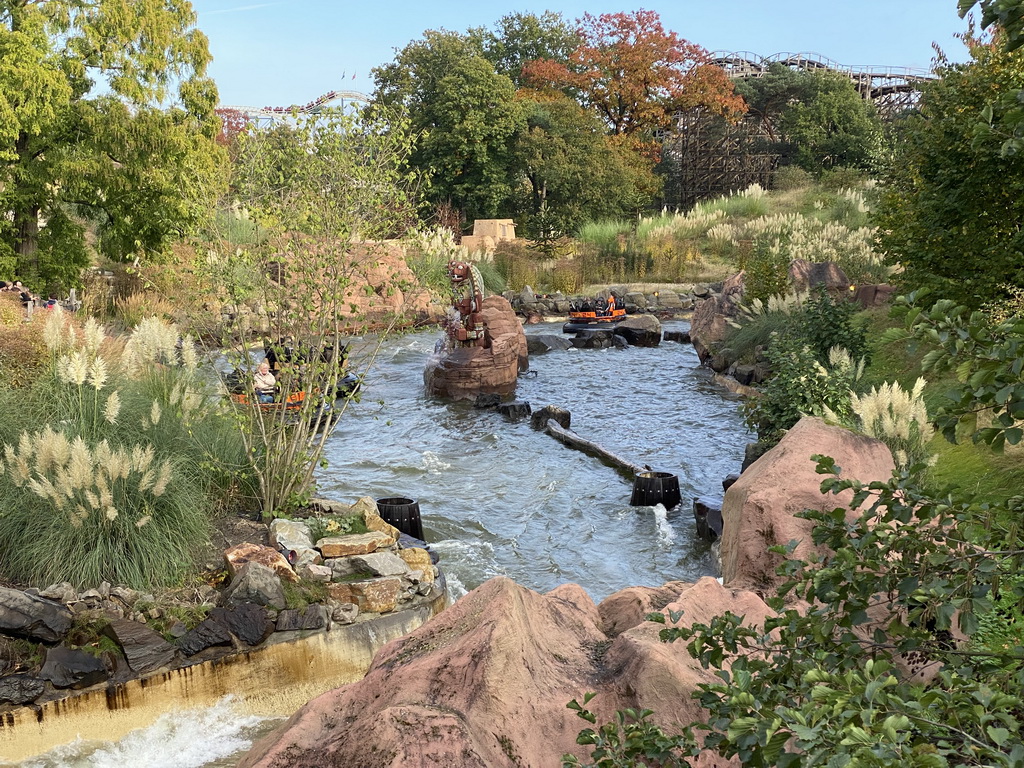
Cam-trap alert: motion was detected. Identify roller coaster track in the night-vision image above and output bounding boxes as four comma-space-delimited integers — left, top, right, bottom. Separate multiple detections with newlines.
711, 51, 935, 117
220, 90, 370, 126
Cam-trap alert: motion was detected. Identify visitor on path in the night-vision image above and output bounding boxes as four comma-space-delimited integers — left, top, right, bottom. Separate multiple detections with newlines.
254, 360, 276, 404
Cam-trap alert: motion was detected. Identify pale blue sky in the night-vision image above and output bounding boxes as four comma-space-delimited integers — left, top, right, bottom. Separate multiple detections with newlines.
191, 1, 977, 108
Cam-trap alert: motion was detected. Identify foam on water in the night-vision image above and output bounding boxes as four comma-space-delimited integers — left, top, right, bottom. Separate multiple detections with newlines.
652, 503, 677, 544
421, 451, 452, 473
9, 696, 273, 768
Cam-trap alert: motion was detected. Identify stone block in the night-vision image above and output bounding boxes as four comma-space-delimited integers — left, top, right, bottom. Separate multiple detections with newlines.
224, 542, 298, 584
317, 531, 393, 558
399, 548, 435, 584
325, 577, 402, 614
350, 552, 409, 577
269, 519, 314, 552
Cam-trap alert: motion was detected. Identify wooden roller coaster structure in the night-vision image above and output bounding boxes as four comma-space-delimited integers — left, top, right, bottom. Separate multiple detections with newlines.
663, 52, 935, 210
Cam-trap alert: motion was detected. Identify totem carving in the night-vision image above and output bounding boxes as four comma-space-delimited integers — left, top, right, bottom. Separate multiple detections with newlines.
446, 260, 488, 348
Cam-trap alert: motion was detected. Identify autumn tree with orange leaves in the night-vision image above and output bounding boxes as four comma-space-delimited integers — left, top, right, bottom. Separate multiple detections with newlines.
524, 10, 744, 139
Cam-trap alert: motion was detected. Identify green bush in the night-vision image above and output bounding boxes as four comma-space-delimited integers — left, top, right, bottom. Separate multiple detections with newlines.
772, 165, 813, 191
800, 287, 869, 365
743, 234, 791, 304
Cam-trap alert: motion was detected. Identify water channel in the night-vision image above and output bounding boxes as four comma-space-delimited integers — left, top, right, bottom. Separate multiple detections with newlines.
8, 318, 751, 767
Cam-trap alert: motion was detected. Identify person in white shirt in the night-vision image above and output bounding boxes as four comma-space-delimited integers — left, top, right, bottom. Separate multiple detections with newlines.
254, 360, 276, 403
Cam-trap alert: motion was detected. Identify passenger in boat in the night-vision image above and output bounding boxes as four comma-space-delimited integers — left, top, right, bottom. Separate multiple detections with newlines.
254, 359, 276, 404
607, 294, 617, 312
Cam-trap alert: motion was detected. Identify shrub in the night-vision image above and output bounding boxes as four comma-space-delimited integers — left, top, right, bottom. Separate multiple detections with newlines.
743, 234, 791, 304
840, 378, 934, 470
772, 165, 813, 190
800, 287, 869, 365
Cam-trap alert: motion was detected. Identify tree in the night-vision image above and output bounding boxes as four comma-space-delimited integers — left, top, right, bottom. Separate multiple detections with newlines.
0, 0, 225, 288
371, 31, 525, 224
510, 92, 659, 242
524, 10, 743, 140
203, 108, 422, 513
735, 63, 882, 173
471, 11, 580, 89
875, 36, 1024, 308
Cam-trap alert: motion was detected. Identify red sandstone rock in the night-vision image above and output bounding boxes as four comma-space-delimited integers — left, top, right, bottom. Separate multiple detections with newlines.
689, 272, 744, 363
720, 417, 894, 598
317, 531, 393, 558
239, 576, 767, 768
224, 543, 298, 584
787, 259, 850, 295
325, 577, 402, 613
598, 580, 693, 638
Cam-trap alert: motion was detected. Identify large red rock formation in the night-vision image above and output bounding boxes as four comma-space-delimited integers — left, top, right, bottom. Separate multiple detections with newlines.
239, 576, 771, 768
720, 417, 895, 598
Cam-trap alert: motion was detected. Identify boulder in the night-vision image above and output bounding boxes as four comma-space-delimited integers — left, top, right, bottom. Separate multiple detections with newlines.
614, 315, 662, 347
398, 548, 435, 584
693, 497, 724, 541
526, 334, 572, 355
225, 542, 298, 584
663, 330, 691, 344
853, 283, 896, 308
497, 400, 531, 420
353, 496, 401, 543
239, 576, 761, 768
0, 673, 45, 705
222, 561, 287, 611
276, 604, 330, 632
317, 531, 393, 558
211, 604, 275, 647
269, 519, 315, 553
788, 259, 849, 294
720, 417, 895, 598
570, 329, 616, 349
101, 619, 176, 674
297, 563, 333, 582
325, 577, 403, 614
39, 646, 107, 689
625, 291, 647, 310
689, 272, 744, 363
177, 616, 233, 657
349, 552, 410, 578
598, 581, 693, 638
0, 586, 73, 643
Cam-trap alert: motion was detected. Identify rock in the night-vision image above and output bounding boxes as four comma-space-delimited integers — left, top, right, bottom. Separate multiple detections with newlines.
325, 557, 362, 579
325, 577, 402, 613
663, 330, 690, 344
297, 563, 333, 582
177, 616, 233, 657
269, 519, 314, 553
0, 586, 73, 643
473, 393, 501, 409
570, 329, 615, 349
625, 291, 647, 310
101, 619, 176, 674
530, 405, 571, 431
713, 373, 760, 398
741, 441, 773, 472
317, 531, 393, 558
276, 605, 329, 632
39, 582, 75, 601
497, 400, 531, 420
598, 581, 693, 638
690, 271, 744, 363
306, 498, 349, 515
238, 576, 766, 768
222, 561, 287, 611
852, 283, 895, 308
693, 497, 724, 541
292, 547, 323, 569
350, 552, 410, 577
721, 417, 895, 597
398, 548, 435, 584
109, 586, 140, 607
0, 673, 45, 705
788, 259, 849, 294
327, 601, 359, 625
614, 315, 662, 347
39, 646, 107, 689
656, 291, 683, 308
732, 364, 756, 386
722, 474, 741, 491
211, 604, 274, 647
526, 334, 572, 354
354, 497, 400, 544
225, 542, 299, 584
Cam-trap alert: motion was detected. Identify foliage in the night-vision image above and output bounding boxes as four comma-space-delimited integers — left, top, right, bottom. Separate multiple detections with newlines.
736, 64, 883, 173
800, 287, 869, 365
657, 459, 1024, 767
743, 335, 859, 444
0, 0, 226, 287
524, 10, 743, 141
0, 313, 252, 588
723, 293, 803, 363
282, 578, 329, 612
203, 108, 421, 515
471, 11, 580, 88
887, 292, 1024, 451
743, 234, 791, 304
563, 694, 693, 767
371, 30, 524, 223
0, 298, 47, 386
305, 514, 366, 544
874, 37, 1024, 308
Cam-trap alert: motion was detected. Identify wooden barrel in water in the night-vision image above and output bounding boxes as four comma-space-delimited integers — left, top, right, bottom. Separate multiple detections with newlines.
376, 497, 426, 542
629, 471, 681, 509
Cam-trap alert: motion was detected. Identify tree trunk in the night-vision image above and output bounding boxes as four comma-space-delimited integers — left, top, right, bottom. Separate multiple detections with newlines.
13, 132, 40, 278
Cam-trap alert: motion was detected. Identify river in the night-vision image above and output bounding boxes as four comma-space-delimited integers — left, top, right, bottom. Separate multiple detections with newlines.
7, 318, 751, 767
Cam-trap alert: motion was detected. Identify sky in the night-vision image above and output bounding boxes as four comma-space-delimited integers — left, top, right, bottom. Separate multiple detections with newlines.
190, 0, 979, 109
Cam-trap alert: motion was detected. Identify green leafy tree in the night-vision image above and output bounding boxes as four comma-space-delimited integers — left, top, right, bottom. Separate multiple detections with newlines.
203, 108, 421, 514
471, 11, 580, 89
875, 37, 1024, 308
511, 93, 658, 243
371, 30, 525, 224
735, 64, 882, 173
0, 0, 226, 288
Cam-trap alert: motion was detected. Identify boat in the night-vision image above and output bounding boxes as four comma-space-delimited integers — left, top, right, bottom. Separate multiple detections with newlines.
562, 296, 626, 333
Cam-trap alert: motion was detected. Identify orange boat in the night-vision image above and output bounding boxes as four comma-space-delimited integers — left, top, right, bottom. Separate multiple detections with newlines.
562, 295, 626, 333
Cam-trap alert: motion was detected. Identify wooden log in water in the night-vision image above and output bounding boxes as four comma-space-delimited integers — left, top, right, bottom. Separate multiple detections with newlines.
544, 418, 644, 478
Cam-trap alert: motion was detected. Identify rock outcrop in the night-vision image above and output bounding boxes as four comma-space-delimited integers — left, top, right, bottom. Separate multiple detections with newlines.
689, 272, 744, 363
720, 417, 895, 597
240, 576, 771, 768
